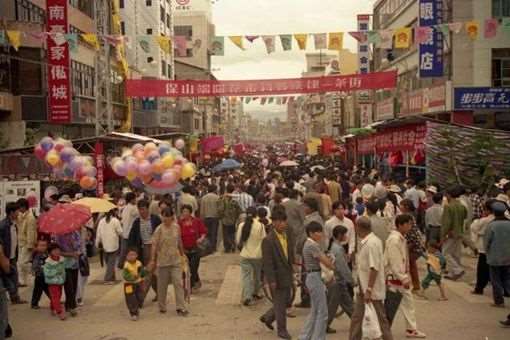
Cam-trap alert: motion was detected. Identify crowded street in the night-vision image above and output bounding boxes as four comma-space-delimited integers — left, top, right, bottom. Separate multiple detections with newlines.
1, 0, 510, 339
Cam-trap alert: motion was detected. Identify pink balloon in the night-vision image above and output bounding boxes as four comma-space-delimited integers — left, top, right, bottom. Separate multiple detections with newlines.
138, 160, 152, 176
174, 139, 185, 150
54, 143, 65, 152
126, 159, 138, 173
34, 145, 46, 160
162, 170, 177, 185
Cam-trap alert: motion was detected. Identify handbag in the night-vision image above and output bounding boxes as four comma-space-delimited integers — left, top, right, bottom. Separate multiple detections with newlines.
78, 254, 90, 277
196, 237, 211, 257
384, 286, 403, 325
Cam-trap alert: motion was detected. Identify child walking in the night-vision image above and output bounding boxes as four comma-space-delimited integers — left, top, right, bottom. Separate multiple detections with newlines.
43, 243, 67, 320
123, 249, 147, 321
421, 242, 448, 301
31, 239, 50, 309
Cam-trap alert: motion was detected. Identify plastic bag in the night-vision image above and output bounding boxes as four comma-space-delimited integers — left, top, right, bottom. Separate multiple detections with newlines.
362, 302, 382, 339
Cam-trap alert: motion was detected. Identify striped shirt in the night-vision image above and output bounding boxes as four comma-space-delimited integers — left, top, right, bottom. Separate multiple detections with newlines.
232, 192, 254, 212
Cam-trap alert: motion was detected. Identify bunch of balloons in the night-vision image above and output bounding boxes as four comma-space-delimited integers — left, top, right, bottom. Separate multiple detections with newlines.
34, 136, 98, 190
110, 139, 196, 190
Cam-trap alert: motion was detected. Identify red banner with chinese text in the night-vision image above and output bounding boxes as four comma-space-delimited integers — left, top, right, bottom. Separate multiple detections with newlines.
47, 0, 71, 123
356, 124, 427, 155
126, 71, 397, 97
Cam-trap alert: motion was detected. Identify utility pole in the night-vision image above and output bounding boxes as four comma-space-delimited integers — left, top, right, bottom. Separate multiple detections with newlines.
94, 0, 113, 136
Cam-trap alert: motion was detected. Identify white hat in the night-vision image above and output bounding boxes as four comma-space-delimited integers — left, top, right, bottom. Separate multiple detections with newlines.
388, 184, 401, 193
427, 186, 438, 194
361, 184, 375, 200
496, 178, 510, 189
374, 183, 387, 199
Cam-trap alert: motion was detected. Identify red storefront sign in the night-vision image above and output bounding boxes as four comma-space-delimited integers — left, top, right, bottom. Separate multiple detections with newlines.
375, 97, 394, 121
95, 142, 105, 197
357, 124, 427, 155
47, 0, 71, 123
126, 71, 397, 97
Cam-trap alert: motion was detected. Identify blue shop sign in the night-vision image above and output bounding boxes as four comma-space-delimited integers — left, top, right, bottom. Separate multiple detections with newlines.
454, 87, 510, 110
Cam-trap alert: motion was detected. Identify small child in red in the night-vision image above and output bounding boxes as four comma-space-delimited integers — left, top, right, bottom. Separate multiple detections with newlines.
43, 243, 66, 320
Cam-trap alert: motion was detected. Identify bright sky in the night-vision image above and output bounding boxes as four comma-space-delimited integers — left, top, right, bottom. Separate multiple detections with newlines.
210, 0, 376, 119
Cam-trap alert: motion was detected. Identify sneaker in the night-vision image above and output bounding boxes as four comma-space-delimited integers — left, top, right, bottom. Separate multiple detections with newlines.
242, 299, 253, 306
406, 329, 426, 338
326, 327, 337, 334
159, 309, 167, 314
259, 316, 274, 331
177, 309, 189, 317
130, 315, 139, 321
491, 303, 505, 308
77, 300, 84, 307
500, 319, 510, 328
69, 309, 78, 317
31, 305, 40, 310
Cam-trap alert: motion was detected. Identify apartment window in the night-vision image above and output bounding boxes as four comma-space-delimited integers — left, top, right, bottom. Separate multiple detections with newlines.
194, 118, 200, 130
14, 0, 45, 23
174, 26, 193, 41
147, 57, 154, 63
146, 0, 152, 6
167, 64, 172, 79
71, 61, 95, 97
493, 0, 510, 17
119, 0, 124, 9
492, 49, 510, 87
166, 14, 171, 29
69, 0, 94, 19
162, 60, 167, 77
147, 28, 153, 35
120, 22, 126, 35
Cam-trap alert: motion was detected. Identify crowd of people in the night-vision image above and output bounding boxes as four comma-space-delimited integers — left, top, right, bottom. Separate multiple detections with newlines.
0, 153, 510, 339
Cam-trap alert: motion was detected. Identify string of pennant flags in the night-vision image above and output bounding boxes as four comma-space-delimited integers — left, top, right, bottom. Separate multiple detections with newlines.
0, 17, 508, 57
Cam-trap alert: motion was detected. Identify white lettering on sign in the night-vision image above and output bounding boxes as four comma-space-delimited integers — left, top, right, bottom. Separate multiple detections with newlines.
50, 46, 66, 61
52, 84, 68, 99
48, 5, 65, 21
51, 65, 67, 80
420, 3, 434, 20
420, 52, 434, 70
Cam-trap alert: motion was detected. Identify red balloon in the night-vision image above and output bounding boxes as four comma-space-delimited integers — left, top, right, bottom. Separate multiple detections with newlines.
34, 145, 46, 160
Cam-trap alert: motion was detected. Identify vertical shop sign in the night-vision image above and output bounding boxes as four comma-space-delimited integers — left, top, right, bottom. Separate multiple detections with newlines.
419, 0, 444, 77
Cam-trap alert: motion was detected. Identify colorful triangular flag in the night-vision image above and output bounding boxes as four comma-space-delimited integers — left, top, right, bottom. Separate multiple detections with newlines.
367, 31, 381, 45
245, 35, 259, 43
82, 33, 100, 50
282, 97, 288, 105
276, 97, 282, 105
211, 37, 225, 56
437, 24, 450, 36
415, 27, 433, 44
503, 18, 510, 34
349, 31, 367, 43
268, 97, 274, 104
465, 21, 480, 40
449, 22, 463, 34
65, 34, 78, 52
280, 34, 292, 51
245, 97, 252, 104
484, 18, 498, 39
328, 32, 343, 50
262, 35, 275, 54
51, 32, 66, 46
6, 31, 21, 51
156, 36, 172, 54
394, 27, 411, 49
294, 34, 308, 50
229, 36, 244, 50
260, 97, 267, 105
314, 33, 327, 50
378, 29, 393, 49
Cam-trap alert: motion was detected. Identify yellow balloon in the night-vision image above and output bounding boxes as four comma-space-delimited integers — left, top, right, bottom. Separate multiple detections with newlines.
161, 154, 174, 169
46, 151, 60, 167
181, 163, 196, 179
126, 171, 137, 182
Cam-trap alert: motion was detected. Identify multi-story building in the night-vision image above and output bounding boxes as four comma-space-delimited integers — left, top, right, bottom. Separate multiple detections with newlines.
119, 0, 178, 134
0, 0, 128, 147
371, 0, 509, 129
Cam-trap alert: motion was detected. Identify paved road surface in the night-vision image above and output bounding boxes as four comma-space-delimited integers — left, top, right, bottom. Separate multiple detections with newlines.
8, 252, 509, 340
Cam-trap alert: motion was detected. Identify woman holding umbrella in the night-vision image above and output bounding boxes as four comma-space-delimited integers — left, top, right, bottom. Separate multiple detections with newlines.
95, 209, 123, 284
178, 204, 207, 290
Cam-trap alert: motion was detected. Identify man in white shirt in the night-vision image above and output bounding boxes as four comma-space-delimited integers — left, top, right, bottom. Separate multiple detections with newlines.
349, 216, 393, 340
325, 201, 355, 258
385, 214, 426, 338
118, 192, 138, 269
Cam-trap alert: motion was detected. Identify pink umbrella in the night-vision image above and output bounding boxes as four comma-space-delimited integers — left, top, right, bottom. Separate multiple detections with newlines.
38, 203, 91, 235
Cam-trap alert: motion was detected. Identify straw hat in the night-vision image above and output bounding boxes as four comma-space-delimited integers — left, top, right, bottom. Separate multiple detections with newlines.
388, 184, 402, 193
426, 186, 438, 194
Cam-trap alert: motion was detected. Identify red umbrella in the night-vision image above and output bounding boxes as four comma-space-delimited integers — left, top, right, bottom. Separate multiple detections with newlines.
38, 203, 91, 235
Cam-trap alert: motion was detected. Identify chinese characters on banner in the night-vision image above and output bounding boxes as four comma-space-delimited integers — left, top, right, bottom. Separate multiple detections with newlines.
357, 15, 370, 75
454, 87, 510, 110
125, 71, 397, 97
360, 103, 373, 127
47, 0, 71, 123
357, 124, 427, 155
419, 0, 444, 77
95, 142, 104, 197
